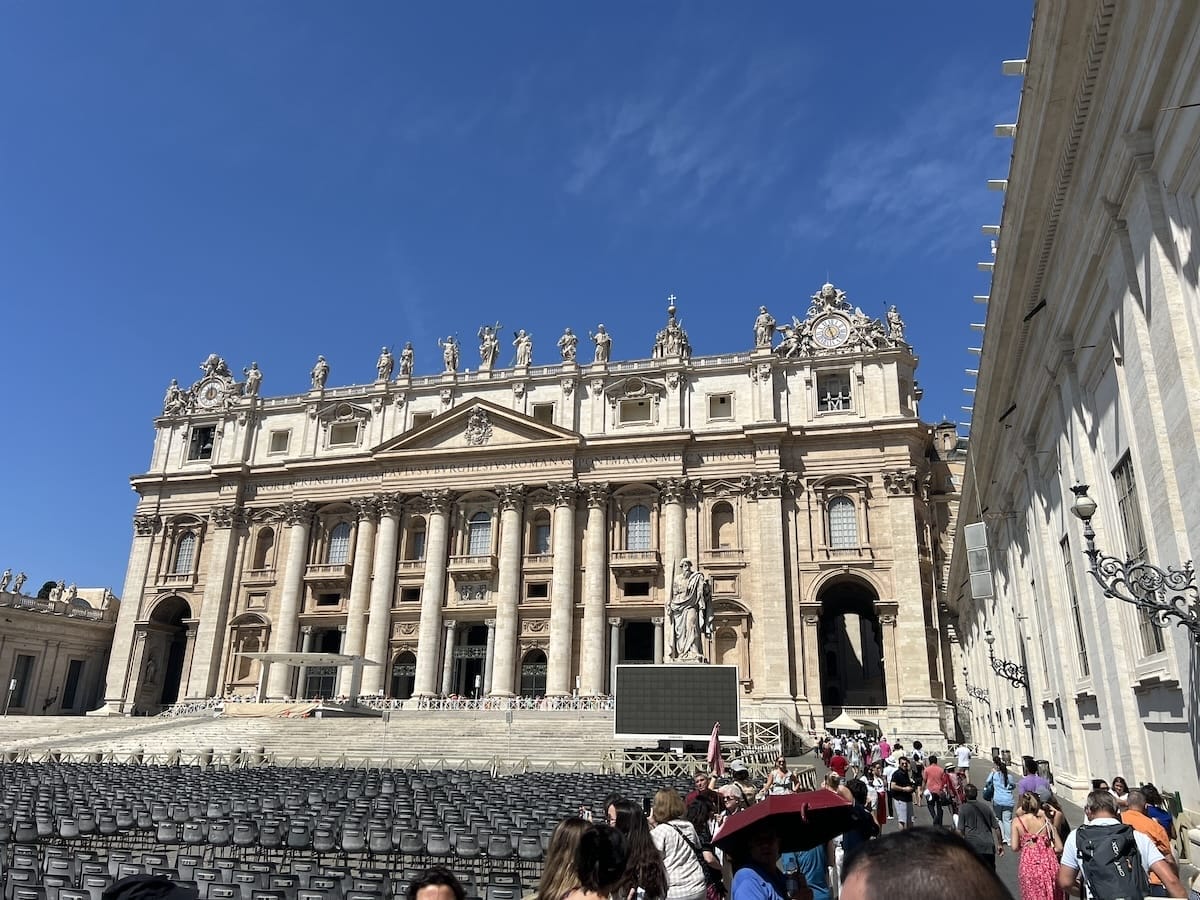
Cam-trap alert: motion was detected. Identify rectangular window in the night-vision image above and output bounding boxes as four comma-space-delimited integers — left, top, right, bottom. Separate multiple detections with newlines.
412, 412, 433, 428
619, 398, 652, 424
532, 403, 555, 425
247, 593, 267, 608
1061, 537, 1090, 677
268, 430, 291, 454
623, 581, 651, 597
817, 373, 852, 412
10, 654, 35, 707
1113, 454, 1164, 655
526, 582, 549, 600
316, 593, 341, 607
61, 659, 85, 710
187, 426, 215, 461
400, 587, 421, 603
329, 423, 359, 447
707, 393, 733, 421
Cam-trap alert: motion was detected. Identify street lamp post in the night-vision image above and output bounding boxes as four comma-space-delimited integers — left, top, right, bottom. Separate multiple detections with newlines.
984, 629, 1028, 687
1069, 484, 1199, 640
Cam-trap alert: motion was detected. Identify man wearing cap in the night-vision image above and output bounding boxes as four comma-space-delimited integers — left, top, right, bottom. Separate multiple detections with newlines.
729, 760, 760, 806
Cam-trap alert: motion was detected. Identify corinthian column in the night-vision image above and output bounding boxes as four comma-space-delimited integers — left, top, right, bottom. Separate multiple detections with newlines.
579, 483, 609, 695
97, 513, 161, 714
546, 481, 579, 696
412, 490, 452, 697
490, 485, 525, 696
339, 496, 380, 695
361, 493, 402, 695
440, 619, 457, 696
266, 501, 315, 698
187, 505, 247, 700
658, 478, 689, 565
746, 473, 793, 702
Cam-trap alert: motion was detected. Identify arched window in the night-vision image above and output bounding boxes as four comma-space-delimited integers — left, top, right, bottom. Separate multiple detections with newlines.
531, 510, 551, 554
828, 497, 858, 549
406, 517, 427, 561
468, 511, 492, 556
327, 522, 352, 565
173, 531, 196, 574
626, 505, 651, 551
252, 528, 275, 570
710, 502, 736, 549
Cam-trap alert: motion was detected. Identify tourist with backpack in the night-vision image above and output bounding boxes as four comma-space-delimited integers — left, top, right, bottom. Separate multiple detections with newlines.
1056, 791, 1186, 898
984, 757, 1018, 843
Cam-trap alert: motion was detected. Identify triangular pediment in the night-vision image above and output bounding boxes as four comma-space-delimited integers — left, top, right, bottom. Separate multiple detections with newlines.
373, 399, 580, 457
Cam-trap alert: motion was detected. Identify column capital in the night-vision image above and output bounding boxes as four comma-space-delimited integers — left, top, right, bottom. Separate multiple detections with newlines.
583, 482, 611, 508
881, 468, 919, 496
548, 481, 580, 508
422, 488, 453, 516
497, 484, 526, 511
300, 625, 314, 635
281, 501, 316, 526
351, 496, 381, 522
209, 505, 247, 529
657, 477, 693, 505
485, 618, 496, 629
374, 491, 405, 517
133, 513, 161, 536
741, 472, 792, 501
337, 624, 347, 633
443, 618, 457, 630
607, 617, 623, 627
650, 616, 664, 626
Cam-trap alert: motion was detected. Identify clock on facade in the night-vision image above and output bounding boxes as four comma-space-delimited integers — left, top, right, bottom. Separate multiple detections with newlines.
812, 314, 851, 349
196, 378, 224, 410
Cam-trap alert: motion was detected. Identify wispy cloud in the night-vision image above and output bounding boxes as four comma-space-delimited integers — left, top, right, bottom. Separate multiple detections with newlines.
563, 48, 812, 226
797, 67, 1017, 256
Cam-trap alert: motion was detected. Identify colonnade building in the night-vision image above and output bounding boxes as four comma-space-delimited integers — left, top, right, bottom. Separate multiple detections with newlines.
98, 287, 962, 742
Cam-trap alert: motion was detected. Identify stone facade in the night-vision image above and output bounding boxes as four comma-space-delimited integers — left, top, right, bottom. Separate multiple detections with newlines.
0, 587, 118, 715
98, 287, 960, 742
949, 1, 1200, 816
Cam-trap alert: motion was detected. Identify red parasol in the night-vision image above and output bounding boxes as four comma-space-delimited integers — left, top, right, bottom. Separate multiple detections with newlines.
711, 790, 855, 857
707, 722, 725, 777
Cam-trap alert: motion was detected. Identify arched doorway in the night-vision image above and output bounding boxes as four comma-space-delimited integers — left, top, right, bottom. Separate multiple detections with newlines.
519, 649, 547, 697
817, 578, 886, 709
451, 624, 488, 697
390, 651, 416, 700
141, 596, 192, 710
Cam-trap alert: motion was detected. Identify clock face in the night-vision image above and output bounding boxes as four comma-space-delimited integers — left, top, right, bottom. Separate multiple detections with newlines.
196, 378, 224, 409
812, 314, 850, 349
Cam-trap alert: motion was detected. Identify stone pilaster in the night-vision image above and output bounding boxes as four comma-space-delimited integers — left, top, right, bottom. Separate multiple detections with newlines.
440, 619, 457, 696
338, 496, 380, 694
490, 485, 525, 697
745, 473, 794, 703
882, 469, 934, 702
296, 626, 315, 697
483, 618, 497, 694
96, 513, 161, 714
186, 505, 247, 700
579, 482, 610, 695
658, 478, 689, 565
412, 490, 452, 697
546, 481, 579, 696
608, 617, 622, 693
360, 493, 402, 695
266, 501, 315, 698
652, 616, 664, 665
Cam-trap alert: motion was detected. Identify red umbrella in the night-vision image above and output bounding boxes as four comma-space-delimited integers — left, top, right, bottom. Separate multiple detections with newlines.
711, 790, 855, 857
707, 722, 725, 777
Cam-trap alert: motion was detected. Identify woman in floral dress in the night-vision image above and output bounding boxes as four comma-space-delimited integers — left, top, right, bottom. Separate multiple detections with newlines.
1010, 792, 1064, 900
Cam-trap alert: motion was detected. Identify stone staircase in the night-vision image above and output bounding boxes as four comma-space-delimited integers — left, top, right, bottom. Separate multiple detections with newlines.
0, 710, 631, 769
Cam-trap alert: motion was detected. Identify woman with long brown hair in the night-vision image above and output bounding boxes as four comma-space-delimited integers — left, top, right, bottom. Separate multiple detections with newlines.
533, 817, 590, 900
611, 799, 669, 900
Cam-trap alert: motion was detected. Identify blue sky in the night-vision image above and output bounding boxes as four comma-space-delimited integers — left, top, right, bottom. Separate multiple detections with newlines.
0, 2, 1029, 594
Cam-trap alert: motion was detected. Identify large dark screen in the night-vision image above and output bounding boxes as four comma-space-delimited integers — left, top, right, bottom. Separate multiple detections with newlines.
613, 665, 740, 740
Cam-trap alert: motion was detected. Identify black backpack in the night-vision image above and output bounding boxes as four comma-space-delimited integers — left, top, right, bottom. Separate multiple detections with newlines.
1075, 823, 1150, 900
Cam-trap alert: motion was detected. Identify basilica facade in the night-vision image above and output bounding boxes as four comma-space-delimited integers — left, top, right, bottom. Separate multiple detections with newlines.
98, 285, 962, 742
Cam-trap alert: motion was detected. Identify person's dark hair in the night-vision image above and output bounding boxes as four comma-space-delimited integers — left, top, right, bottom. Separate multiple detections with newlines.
964, 783, 978, 801
685, 796, 715, 842
992, 756, 1009, 780
840, 828, 1009, 899
1141, 784, 1166, 808
1084, 790, 1119, 817
912, 741, 923, 751
611, 800, 668, 900
928, 754, 938, 766
1111, 776, 1128, 794
575, 823, 628, 895
846, 778, 868, 805
1024, 757, 1039, 775
407, 867, 466, 900
602, 792, 625, 812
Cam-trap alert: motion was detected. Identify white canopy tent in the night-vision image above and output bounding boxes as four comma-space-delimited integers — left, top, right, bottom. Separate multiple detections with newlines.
239, 652, 379, 704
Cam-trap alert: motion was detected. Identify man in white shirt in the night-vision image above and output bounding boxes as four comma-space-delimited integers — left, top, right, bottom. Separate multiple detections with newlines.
1057, 791, 1185, 898
954, 741, 972, 771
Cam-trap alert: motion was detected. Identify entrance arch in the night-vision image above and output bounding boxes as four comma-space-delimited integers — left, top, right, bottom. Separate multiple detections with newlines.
141, 596, 193, 710
451, 625, 488, 697
519, 649, 547, 697
816, 577, 886, 708
390, 651, 416, 700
